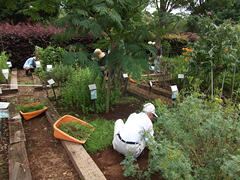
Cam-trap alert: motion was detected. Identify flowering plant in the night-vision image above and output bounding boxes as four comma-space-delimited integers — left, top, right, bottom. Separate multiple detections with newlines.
184, 14, 239, 93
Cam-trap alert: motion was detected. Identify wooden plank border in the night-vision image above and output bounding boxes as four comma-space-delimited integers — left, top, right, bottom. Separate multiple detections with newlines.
39, 96, 106, 180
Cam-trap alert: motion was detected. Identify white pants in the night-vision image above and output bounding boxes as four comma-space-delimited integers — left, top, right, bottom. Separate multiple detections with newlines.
112, 119, 145, 158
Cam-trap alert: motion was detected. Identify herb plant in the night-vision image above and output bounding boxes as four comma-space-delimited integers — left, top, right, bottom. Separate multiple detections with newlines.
18, 102, 46, 113
58, 120, 94, 141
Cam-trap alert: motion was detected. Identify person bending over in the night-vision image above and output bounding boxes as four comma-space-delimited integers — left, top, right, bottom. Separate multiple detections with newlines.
112, 103, 158, 158
23, 57, 36, 77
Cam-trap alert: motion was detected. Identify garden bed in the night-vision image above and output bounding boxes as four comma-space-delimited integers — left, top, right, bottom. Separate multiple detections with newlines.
0, 69, 168, 180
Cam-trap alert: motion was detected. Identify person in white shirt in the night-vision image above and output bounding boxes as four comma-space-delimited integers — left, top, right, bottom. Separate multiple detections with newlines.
112, 103, 158, 158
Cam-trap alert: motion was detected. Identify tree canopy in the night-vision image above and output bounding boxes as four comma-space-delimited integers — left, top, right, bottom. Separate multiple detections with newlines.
0, 0, 59, 24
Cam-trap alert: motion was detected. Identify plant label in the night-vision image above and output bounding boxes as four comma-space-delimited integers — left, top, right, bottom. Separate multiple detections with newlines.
6, 61, 12, 68
2, 69, 9, 80
171, 85, 178, 99
36, 61, 41, 68
46, 65, 53, 72
0, 102, 10, 118
90, 89, 97, 100
47, 79, 55, 85
88, 84, 97, 91
123, 73, 128, 79
178, 74, 184, 79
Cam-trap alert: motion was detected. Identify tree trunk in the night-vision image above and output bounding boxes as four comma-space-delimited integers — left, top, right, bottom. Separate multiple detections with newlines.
105, 65, 111, 113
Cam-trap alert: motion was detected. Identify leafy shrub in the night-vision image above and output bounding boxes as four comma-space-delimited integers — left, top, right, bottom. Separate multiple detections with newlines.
0, 22, 98, 68
59, 67, 121, 114
121, 92, 240, 179
36, 45, 67, 69
84, 118, 114, 153
153, 93, 240, 179
37, 63, 74, 85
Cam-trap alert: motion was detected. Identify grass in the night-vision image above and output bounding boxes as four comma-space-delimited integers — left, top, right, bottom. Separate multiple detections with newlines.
18, 81, 34, 85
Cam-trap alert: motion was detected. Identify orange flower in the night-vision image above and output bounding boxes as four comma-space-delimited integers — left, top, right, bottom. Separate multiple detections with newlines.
185, 57, 189, 61
225, 48, 229, 51
201, 62, 203, 64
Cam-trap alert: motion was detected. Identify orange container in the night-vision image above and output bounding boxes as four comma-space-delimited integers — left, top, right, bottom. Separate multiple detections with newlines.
53, 115, 94, 144
19, 102, 48, 120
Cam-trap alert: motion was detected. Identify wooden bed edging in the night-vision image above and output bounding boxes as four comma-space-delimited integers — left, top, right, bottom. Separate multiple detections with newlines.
38, 96, 106, 180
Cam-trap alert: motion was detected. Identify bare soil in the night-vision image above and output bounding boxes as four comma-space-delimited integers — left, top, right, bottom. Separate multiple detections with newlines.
0, 69, 166, 180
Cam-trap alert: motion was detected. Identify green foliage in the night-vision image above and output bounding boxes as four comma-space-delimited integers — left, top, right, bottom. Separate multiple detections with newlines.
17, 102, 45, 113
59, 67, 121, 114
184, 15, 239, 93
37, 63, 74, 85
0, 51, 10, 83
153, 93, 240, 179
36, 46, 67, 69
120, 152, 141, 178
58, 120, 94, 141
84, 118, 114, 154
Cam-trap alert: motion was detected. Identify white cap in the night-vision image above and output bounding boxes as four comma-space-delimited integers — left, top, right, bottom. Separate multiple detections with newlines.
142, 103, 158, 117
25, 65, 30, 70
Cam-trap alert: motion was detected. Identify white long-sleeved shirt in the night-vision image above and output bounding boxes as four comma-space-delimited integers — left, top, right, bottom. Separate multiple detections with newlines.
120, 112, 154, 143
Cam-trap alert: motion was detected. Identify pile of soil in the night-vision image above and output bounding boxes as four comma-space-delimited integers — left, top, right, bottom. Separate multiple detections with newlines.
0, 69, 163, 180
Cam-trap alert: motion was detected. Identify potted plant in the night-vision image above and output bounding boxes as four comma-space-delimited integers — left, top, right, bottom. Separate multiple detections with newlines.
53, 115, 94, 144
18, 102, 48, 120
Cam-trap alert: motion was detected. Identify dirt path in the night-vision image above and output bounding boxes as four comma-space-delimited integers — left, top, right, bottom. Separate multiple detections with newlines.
0, 69, 166, 180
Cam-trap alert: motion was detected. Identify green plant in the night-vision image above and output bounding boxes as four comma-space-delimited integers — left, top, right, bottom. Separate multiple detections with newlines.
37, 62, 75, 85
17, 102, 46, 113
0, 51, 10, 83
36, 46, 67, 69
83, 118, 114, 154
60, 67, 121, 114
58, 120, 94, 141
185, 15, 240, 94
153, 93, 240, 179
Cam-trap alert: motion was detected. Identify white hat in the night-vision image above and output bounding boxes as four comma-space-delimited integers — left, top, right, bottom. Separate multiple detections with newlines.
94, 49, 106, 59
25, 65, 30, 70
142, 103, 158, 117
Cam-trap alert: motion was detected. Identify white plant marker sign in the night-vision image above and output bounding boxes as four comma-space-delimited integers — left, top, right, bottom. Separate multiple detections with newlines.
36, 61, 41, 68
123, 73, 128, 79
6, 61, 12, 68
2, 69, 9, 80
178, 74, 184, 79
46, 65, 53, 72
0, 102, 10, 118
170, 85, 178, 99
47, 79, 55, 85
88, 84, 97, 100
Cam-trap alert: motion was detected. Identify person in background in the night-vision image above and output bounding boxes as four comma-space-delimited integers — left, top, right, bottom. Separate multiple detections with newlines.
23, 57, 36, 77
112, 103, 158, 158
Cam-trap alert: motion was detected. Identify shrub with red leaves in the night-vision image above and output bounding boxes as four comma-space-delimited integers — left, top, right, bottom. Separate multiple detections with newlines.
0, 21, 98, 68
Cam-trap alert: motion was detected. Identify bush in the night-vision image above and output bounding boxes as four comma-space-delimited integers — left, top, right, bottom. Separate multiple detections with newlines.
0, 21, 99, 68
37, 63, 74, 86
36, 45, 67, 69
153, 93, 240, 179
60, 67, 121, 114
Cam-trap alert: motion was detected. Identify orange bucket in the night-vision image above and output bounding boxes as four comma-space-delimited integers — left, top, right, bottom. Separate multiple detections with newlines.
19, 102, 48, 120
53, 115, 94, 144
